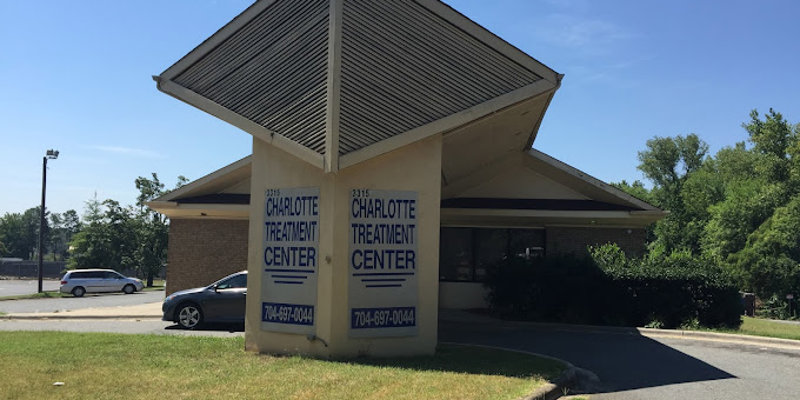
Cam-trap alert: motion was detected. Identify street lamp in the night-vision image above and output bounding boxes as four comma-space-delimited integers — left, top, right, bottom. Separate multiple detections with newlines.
38, 149, 59, 293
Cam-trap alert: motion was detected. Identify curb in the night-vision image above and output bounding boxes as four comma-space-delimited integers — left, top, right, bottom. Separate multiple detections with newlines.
440, 342, 582, 400
638, 328, 800, 350
441, 314, 800, 351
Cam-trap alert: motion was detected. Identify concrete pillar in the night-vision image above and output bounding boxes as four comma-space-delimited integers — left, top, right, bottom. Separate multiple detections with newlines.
245, 134, 442, 357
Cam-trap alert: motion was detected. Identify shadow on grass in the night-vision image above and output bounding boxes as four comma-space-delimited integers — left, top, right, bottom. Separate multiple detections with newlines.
337, 343, 565, 380
161, 322, 563, 380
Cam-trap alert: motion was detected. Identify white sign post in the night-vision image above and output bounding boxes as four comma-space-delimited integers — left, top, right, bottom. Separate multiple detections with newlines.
261, 187, 319, 334
348, 189, 418, 337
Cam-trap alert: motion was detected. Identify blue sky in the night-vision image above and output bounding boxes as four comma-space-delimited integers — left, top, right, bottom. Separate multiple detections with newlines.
1, 0, 799, 216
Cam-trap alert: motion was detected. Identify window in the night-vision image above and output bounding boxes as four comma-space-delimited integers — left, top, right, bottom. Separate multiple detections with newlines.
439, 228, 473, 281
103, 271, 123, 279
217, 274, 247, 289
439, 227, 545, 282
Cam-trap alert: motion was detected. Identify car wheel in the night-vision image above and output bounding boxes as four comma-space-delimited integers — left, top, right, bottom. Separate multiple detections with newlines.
123, 284, 135, 294
72, 286, 85, 297
177, 304, 203, 329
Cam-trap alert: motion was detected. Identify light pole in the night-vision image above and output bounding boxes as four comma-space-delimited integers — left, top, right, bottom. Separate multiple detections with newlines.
38, 149, 59, 293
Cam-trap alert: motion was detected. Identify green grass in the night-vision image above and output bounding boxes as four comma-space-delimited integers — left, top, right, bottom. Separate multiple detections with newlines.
141, 279, 166, 291
0, 332, 564, 400
730, 316, 800, 341
687, 316, 800, 341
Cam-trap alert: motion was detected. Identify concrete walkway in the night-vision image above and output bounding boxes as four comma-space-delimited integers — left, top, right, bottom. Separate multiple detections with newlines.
2, 301, 163, 319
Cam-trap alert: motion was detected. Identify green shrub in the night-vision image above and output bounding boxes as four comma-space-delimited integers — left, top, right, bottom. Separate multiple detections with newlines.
483, 245, 743, 329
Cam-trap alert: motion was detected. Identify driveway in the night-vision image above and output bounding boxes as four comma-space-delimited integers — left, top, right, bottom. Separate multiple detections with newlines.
0, 290, 164, 313
439, 312, 800, 399
0, 279, 60, 296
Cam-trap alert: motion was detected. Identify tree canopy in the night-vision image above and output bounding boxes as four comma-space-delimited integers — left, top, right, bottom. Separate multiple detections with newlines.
67, 173, 186, 286
615, 109, 800, 305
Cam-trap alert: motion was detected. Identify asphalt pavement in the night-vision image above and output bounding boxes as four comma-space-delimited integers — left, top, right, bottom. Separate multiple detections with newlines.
0, 319, 242, 337
0, 279, 60, 296
0, 290, 164, 313
439, 311, 800, 400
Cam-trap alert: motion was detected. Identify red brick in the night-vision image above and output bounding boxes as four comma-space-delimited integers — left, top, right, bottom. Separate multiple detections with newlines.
166, 219, 249, 295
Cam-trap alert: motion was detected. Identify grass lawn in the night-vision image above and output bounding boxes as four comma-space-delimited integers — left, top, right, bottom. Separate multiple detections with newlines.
0, 332, 565, 400
723, 316, 800, 341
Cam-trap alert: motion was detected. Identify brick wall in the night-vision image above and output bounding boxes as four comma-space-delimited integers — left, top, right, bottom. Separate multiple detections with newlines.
546, 227, 647, 258
166, 219, 249, 295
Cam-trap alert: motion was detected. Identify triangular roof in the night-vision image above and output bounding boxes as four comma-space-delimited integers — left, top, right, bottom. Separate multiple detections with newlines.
155, 0, 561, 172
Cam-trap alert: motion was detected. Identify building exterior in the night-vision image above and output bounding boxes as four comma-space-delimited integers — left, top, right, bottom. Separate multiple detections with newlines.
151, 149, 662, 309
151, 0, 664, 356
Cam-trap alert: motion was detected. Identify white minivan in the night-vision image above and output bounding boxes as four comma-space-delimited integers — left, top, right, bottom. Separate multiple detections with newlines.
59, 269, 144, 297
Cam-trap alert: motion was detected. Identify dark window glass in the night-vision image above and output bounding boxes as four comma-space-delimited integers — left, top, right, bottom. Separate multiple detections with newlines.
439, 227, 545, 282
217, 274, 247, 289
439, 228, 473, 281
508, 229, 546, 260
103, 271, 122, 279
474, 229, 510, 281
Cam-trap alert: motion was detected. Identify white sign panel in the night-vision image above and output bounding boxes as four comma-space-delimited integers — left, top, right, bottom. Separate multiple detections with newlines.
261, 187, 319, 334
348, 189, 418, 337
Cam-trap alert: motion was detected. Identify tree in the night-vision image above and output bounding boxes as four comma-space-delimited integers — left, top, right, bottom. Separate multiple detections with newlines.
729, 195, 800, 298
67, 173, 186, 287
611, 180, 652, 203
133, 173, 185, 286
0, 207, 46, 260
636, 134, 710, 253
616, 109, 800, 309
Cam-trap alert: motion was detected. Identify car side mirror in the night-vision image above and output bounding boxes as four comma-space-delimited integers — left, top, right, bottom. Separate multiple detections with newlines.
212, 285, 219, 293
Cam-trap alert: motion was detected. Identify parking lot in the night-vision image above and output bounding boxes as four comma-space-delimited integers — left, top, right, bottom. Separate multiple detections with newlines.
0, 279, 60, 297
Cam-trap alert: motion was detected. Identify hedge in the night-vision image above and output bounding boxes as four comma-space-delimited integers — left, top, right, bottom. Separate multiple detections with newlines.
484, 251, 742, 329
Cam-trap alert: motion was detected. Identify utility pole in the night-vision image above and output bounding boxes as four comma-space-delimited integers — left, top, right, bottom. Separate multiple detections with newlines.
38, 149, 59, 293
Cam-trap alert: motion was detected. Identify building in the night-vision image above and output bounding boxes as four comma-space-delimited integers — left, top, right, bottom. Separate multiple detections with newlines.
151, 0, 664, 356
150, 148, 662, 308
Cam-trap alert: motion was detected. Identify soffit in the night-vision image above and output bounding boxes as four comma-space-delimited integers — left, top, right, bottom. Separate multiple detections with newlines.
153, 156, 252, 202
441, 93, 552, 186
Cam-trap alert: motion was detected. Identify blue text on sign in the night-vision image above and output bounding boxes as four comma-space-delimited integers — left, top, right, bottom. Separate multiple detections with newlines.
262, 302, 314, 325
264, 246, 316, 267
351, 307, 416, 329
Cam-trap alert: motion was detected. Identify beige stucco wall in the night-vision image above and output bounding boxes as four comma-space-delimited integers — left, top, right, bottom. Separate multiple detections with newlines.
246, 135, 442, 357
457, 157, 587, 200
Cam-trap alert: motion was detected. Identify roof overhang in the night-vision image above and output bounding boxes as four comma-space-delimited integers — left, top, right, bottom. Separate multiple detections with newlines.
155, 0, 561, 172
147, 155, 252, 219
